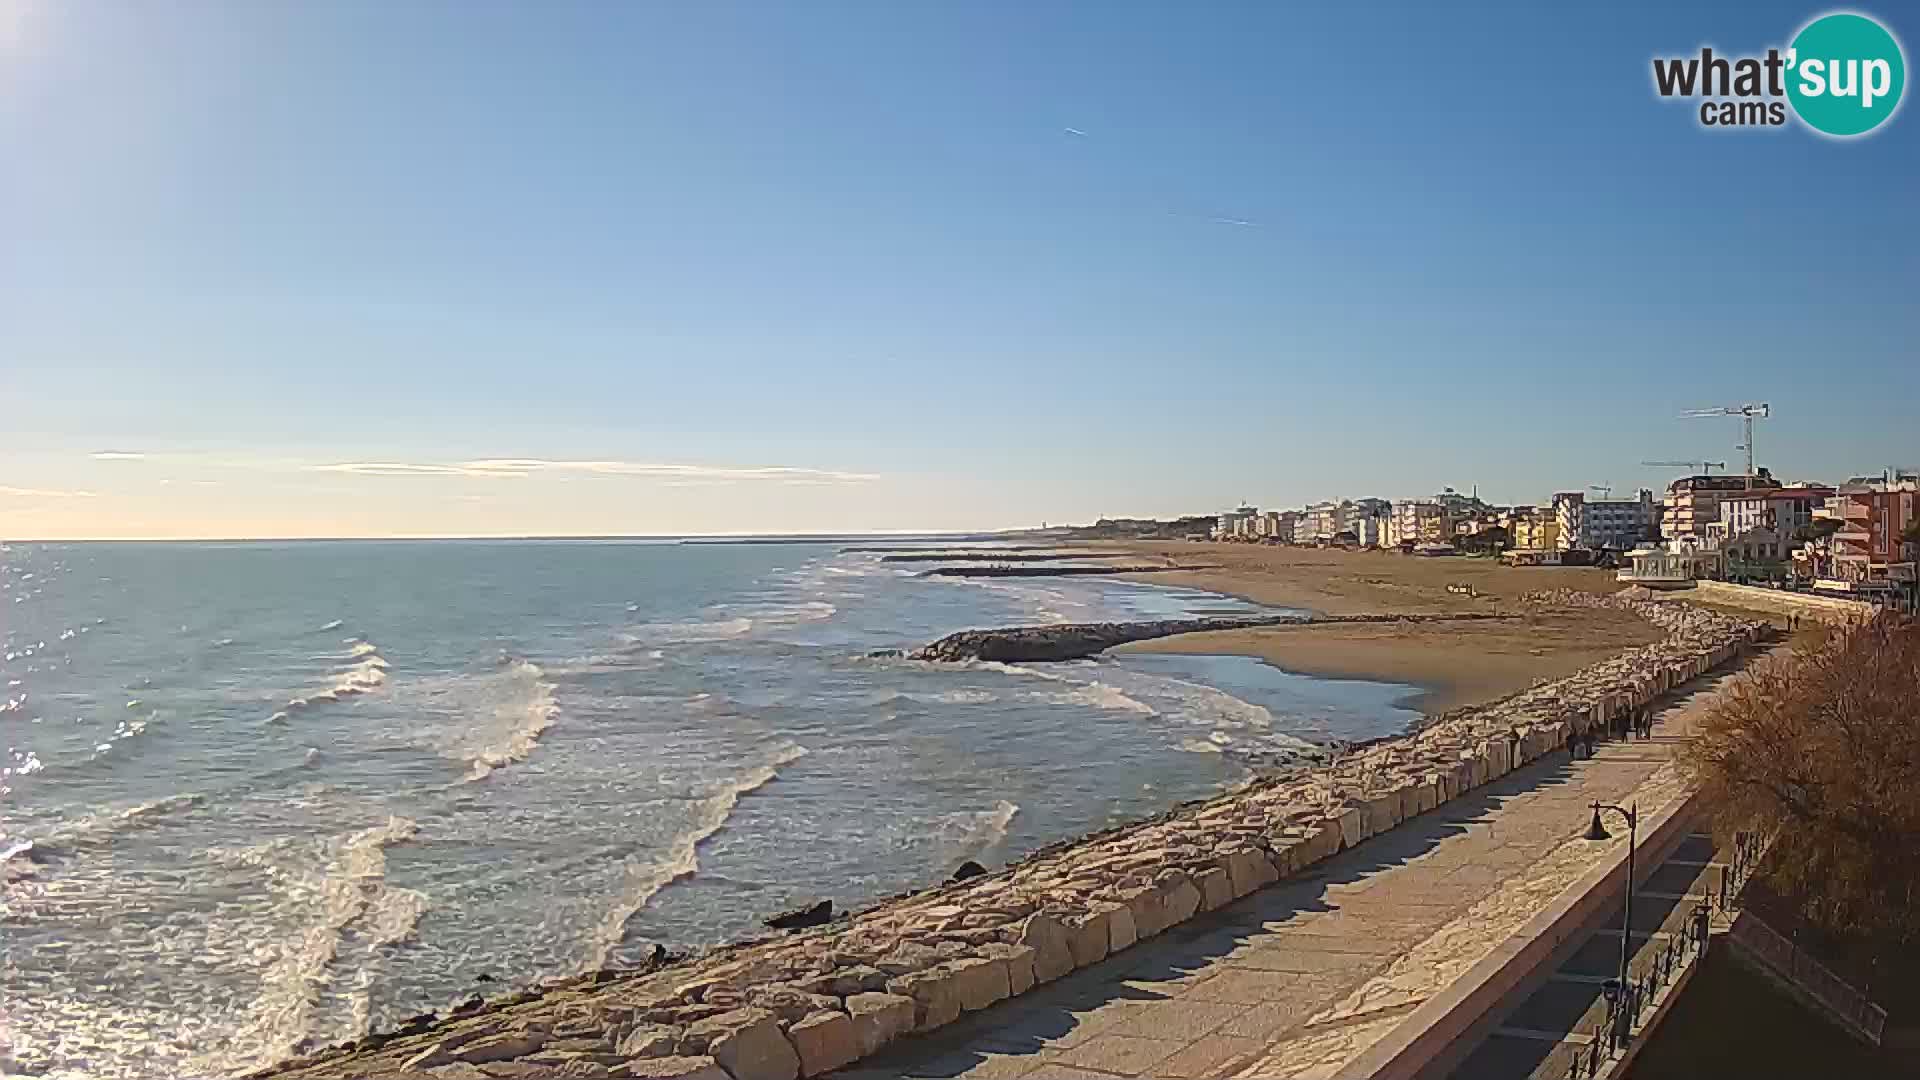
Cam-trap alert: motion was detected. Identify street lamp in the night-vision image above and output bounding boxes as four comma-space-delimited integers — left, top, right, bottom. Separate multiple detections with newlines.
1585, 802, 1640, 994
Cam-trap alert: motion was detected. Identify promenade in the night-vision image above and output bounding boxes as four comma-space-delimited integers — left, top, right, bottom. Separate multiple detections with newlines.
830, 675, 1730, 1080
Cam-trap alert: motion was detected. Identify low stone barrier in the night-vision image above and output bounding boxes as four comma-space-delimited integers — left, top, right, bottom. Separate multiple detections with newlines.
258, 597, 1768, 1080
906, 611, 1513, 663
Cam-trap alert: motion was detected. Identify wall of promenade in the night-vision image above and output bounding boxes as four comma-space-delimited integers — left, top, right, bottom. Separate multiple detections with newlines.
258, 596, 1771, 1080
1687, 580, 1876, 624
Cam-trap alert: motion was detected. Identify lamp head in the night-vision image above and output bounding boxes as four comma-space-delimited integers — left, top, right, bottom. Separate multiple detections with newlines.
1585, 807, 1612, 842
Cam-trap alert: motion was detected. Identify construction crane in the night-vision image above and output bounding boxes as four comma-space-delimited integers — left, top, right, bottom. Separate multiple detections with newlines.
1680, 403, 1770, 478
1642, 460, 1727, 475
1588, 484, 1613, 499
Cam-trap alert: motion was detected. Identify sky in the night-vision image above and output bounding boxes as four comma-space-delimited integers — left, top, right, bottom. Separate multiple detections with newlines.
1, 0, 1915, 539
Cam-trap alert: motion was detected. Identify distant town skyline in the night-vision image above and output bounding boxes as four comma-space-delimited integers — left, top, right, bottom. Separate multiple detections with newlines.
4, 1, 1916, 539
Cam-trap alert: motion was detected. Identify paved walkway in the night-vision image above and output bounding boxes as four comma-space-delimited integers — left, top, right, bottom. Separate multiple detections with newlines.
831, 673, 1738, 1080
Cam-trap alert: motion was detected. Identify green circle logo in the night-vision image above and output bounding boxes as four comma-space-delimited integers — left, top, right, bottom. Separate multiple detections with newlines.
1787, 12, 1906, 136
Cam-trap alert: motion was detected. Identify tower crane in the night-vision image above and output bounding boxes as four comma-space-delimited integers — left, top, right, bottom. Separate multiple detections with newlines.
1679, 404, 1769, 478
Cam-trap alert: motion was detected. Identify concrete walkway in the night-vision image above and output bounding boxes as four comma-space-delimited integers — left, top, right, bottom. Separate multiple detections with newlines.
830, 674, 1735, 1080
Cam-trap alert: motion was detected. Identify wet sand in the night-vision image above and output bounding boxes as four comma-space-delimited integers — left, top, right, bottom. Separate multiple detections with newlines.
1101, 542, 1664, 712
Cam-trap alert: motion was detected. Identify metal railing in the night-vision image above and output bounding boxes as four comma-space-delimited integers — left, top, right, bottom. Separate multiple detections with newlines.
1726, 913, 1888, 1045
1561, 900, 1714, 1079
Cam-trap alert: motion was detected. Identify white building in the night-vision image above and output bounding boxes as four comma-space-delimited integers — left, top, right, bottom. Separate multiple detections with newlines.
1554, 490, 1657, 550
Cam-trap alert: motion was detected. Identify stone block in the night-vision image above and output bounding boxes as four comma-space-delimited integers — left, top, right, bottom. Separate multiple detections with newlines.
686, 1008, 799, 1080
616, 1056, 732, 1080
1195, 866, 1234, 911
1067, 907, 1113, 967
1336, 807, 1365, 850
843, 993, 916, 1057
1017, 913, 1075, 983
617, 1024, 681, 1059
1366, 791, 1402, 834
1161, 874, 1203, 925
455, 1029, 548, 1064
1224, 846, 1276, 897
786, 1011, 858, 1078
980, 942, 1036, 996
1120, 884, 1168, 939
1107, 901, 1139, 952
884, 968, 963, 1032
945, 956, 1011, 1012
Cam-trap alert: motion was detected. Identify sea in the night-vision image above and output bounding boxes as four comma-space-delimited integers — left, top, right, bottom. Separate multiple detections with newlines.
0, 540, 1419, 1079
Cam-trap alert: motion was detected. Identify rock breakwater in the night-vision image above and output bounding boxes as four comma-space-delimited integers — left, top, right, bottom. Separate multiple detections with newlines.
905, 611, 1514, 663
257, 595, 1769, 1080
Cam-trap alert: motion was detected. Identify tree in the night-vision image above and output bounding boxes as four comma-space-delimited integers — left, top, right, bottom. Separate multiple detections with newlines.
1683, 615, 1920, 944
1792, 517, 1843, 545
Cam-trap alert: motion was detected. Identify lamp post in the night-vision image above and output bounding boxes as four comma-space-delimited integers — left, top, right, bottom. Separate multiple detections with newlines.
1585, 802, 1640, 994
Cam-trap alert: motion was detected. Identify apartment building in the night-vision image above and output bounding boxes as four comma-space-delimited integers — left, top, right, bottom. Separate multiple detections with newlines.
1390, 500, 1449, 546
1800, 473, 1919, 603
1662, 471, 1782, 542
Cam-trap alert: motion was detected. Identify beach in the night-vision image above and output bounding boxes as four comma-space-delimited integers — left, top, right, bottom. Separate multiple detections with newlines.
1101, 541, 1665, 711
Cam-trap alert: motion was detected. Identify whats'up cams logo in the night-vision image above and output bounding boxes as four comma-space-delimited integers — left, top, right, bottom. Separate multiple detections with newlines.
1653, 10, 1906, 136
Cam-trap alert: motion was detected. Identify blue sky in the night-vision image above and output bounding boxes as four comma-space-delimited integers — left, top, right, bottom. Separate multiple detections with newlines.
2, 0, 1915, 537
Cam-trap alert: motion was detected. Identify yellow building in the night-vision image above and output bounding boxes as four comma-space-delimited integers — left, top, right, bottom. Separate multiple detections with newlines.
1511, 512, 1560, 552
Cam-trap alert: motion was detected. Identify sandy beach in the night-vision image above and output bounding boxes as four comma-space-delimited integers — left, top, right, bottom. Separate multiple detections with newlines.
1099, 542, 1664, 711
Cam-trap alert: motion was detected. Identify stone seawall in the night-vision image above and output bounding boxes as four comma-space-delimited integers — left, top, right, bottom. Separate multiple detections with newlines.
258, 596, 1769, 1080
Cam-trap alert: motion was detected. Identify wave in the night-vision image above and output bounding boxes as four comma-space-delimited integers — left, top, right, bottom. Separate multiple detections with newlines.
269, 640, 389, 721
620, 616, 755, 646
580, 745, 807, 970
1178, 738, 1225, 754
457, 660, 560, 783
224, 815, 421, 1063
942, 799, 1019, 866
318, 619, 344, 632
1041, 682, 1158, 716
32, 792, 207, 855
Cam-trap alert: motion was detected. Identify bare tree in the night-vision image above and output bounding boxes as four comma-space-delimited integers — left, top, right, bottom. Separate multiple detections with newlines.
1684, 614, 1920, 944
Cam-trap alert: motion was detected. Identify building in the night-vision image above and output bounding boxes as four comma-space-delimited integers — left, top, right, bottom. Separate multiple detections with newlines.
1661, 471, 1781, 542
1797, 472, 1919, 606
1213, 504, 1259, 540
1552, 490, 1655, 551
1299, 501, 1349, 544
1255, 510, 1297, 543
1509, 507, 1561, 552
1390, 500, 1448, 546
1716, 485, 1834, 537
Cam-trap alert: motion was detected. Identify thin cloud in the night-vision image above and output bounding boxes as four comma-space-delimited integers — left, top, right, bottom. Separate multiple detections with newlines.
1206, 216, 1260, 227
0, 485, 97, 499
1063, 126, 1089, 137
309, 458, 879, 484
91, 450, 147, 460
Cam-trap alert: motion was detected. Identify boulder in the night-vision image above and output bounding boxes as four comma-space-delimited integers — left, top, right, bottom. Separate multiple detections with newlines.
1017, 913, 1076, 983
786, 1010, 859, 1077
1159, 873, 1203, 926
949, 860, 988, 883
616, 1025, 680, 1059
945, 955, 1012, 1011
1195, 866, 1234, 911
684, 1008, 799, 1080
614, 1056, 731, 1080
764, 900, 834, 931
844, 992, 916, 1055
1224, 847, 1277, 898
884, 967, 963, 1031
1067, 907, 1114, 967
980, 942, 1037, 995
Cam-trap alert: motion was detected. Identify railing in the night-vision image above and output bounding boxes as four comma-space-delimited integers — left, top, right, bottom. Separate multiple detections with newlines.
1558, 831, 1767, 1080
1726, 914, 1888, 1045
1560, 901, 1714, 1079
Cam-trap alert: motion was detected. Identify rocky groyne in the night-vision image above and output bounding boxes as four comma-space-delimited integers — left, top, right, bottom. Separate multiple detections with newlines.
257, 594, 1769, 1080
922, 564, 1196, 578
905, 611, 1513, 663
